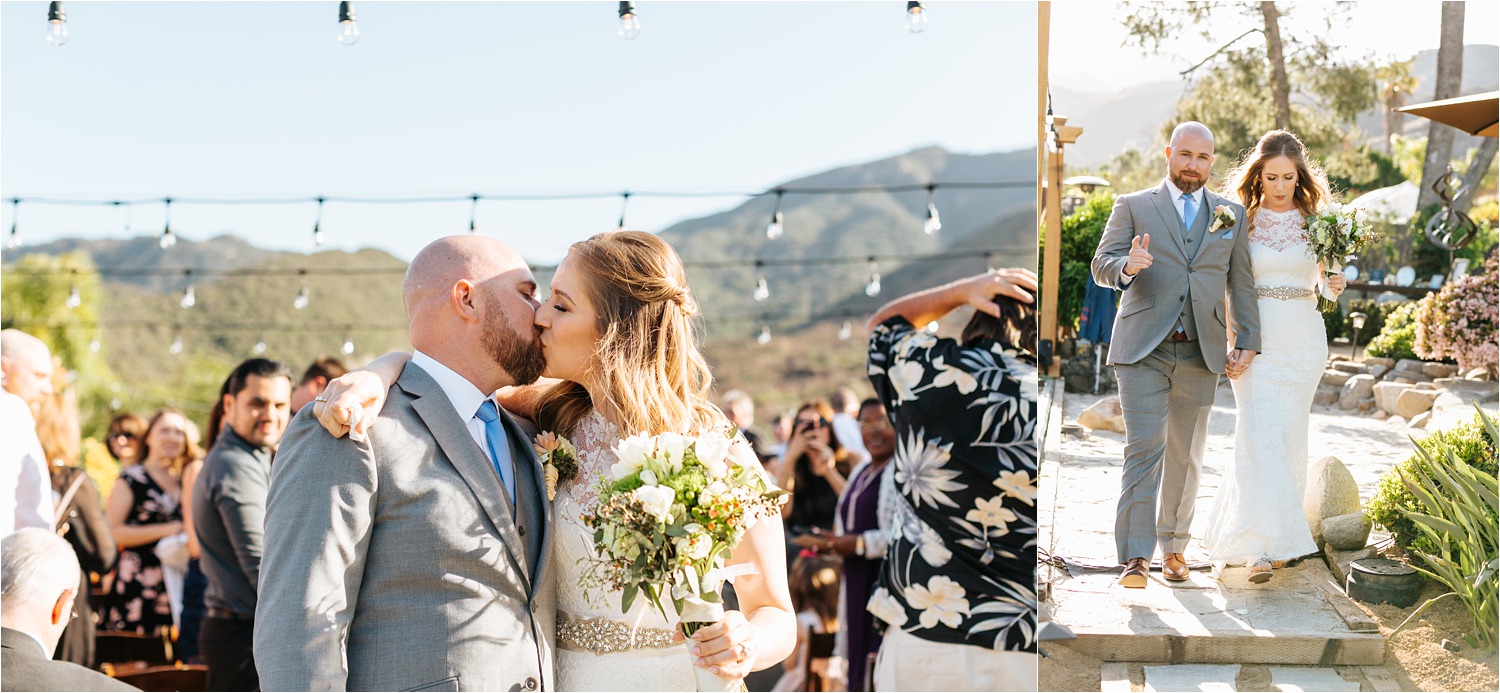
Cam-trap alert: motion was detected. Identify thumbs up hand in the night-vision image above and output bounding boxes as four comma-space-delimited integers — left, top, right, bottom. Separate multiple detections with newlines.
1124, 234, 1154, 277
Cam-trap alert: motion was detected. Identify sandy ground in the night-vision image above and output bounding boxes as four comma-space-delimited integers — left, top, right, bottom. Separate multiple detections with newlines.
1039, 377, 1500, 692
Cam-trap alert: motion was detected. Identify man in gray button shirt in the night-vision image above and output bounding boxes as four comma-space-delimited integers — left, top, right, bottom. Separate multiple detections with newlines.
192, 358, 292, 691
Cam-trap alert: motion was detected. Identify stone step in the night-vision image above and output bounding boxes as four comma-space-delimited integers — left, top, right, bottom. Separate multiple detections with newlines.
1050, 561, 1385, 666
1143, 664, 1240, 692
1268, 666, 1361, 692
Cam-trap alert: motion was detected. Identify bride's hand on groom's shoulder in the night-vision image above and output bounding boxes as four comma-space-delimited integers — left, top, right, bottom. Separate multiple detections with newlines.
314, 370, 389, 439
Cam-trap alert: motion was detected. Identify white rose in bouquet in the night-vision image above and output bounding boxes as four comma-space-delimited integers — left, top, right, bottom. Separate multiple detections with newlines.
694, 433, 732, 478
633, 484, 677, 522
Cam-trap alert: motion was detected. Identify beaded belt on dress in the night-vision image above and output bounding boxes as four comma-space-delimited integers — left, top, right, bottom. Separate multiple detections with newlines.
1256, 286, 1315, 300
557, 611, 679, 655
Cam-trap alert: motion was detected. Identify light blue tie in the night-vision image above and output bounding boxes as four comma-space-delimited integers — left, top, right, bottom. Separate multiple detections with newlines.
474, 400, 516, 504
1181, 192, 1198, 230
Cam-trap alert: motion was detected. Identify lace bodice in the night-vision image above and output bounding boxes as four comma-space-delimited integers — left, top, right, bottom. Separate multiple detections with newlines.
1248, 208, 1320, 289
552, 410, 679, 629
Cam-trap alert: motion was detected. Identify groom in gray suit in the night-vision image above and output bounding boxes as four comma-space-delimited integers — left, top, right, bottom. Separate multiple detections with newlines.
1091, 122, 1261, 588
255, 236, 555, 691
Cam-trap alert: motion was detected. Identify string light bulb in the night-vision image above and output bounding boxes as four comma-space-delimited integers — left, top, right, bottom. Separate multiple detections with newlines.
66, 282, 82, 309
160, 198, 177, 248
904, 1, 928, 34
6, 199, 19, 250
753, 273, 770, 302
342, 336, 355, 355
757, 324, 772, 345
337, 1, 359, 45
618, 2, 641, 40
180, 285, 196, 309
865, 260, 882, 296
616, 191, 631, 230
89, 336, 101, 353
923, 185, 942, 234
45, 1, 68, 46
169, 333, 184, 355
766, 190, 785, 239
926, 320, 940, 333
294, 271, 310, 310
253, 338, 267, 355
838, 320, 853, 341
312, 197, 326, 247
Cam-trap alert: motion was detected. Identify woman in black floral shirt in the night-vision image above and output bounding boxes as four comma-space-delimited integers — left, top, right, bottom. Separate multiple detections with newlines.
864, 268, 1039, 691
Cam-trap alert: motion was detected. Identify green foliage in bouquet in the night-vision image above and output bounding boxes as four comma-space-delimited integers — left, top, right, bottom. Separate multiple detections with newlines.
1387, 406, 1500, 650
1365, 299, 1425, 361
1367, 411, 1498, 566
581, 431, 786, 637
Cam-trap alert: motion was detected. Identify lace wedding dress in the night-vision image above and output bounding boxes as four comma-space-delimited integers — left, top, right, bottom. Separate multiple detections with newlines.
1203, 208, 1325, 563
552, 410, 698, 692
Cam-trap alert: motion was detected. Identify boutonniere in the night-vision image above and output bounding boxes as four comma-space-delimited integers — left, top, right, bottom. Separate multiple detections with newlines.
1209, 205, 1236, 236
532, 431, 579, 501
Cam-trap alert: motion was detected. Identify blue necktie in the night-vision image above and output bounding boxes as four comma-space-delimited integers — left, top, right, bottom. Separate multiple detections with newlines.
1181, 192, 1198, 230
474, 400, 516, 504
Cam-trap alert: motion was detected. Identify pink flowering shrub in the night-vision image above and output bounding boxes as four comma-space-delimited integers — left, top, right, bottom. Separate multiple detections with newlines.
1415, 252, 1498, 378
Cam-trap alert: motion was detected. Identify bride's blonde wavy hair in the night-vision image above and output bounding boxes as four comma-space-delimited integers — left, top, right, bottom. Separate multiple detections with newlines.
1224, 129, 1330, 230
535, 230, 721, 438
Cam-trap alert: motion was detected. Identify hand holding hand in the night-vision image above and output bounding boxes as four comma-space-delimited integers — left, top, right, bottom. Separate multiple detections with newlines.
691, 609, 756, 682
314, 370, 389, 439
1225, 348, 1257, 380
1124, 234, 1153, 277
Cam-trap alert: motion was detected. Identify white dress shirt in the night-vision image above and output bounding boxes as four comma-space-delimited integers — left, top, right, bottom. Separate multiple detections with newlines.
408, 351, 513, 490
2, 391, 52, 536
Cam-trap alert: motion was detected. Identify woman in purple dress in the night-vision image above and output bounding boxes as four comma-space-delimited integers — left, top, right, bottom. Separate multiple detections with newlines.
816, 398, 896, 691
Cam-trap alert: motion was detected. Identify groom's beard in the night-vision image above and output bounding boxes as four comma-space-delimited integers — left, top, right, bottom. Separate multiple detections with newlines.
1171, 169, 1207, 194
485, 319, 547, 386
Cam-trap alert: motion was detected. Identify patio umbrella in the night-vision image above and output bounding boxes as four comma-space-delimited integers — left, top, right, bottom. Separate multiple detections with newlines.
1397, 91, 1499, 137
1348, 180, 1420, 225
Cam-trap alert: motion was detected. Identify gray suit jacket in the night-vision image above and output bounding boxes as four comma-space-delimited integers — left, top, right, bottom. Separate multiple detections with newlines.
1, 628, 138, 692
1091, 180, 1261, 373
255, 364, 556, 692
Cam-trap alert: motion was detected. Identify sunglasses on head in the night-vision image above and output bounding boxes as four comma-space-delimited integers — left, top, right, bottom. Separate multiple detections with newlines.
110, 431, 138, 441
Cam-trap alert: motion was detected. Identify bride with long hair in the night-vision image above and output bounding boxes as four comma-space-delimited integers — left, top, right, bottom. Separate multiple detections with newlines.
1202, 130, 1347, 583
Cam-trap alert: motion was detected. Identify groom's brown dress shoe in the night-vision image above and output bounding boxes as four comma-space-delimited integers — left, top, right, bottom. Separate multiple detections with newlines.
1119, 558, 1150, 588
1163, 553, 1190, 581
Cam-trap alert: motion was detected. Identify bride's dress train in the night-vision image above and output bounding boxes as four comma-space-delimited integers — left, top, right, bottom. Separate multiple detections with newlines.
1203, 208, 1325, 564
552, 411, 698, 692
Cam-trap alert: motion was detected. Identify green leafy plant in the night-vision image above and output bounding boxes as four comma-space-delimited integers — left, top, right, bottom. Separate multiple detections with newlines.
1388, 406, 1499, 649
1038, 192, 1115, 333
1368, 412, 1498, 562
1365, 298, 1425, 361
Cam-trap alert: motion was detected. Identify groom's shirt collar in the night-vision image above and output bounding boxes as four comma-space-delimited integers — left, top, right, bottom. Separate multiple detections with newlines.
1164, 177, 1206, 206
410, 350, 493, 423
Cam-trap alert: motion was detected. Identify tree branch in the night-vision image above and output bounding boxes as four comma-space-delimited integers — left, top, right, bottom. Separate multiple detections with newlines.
1178, 27, 1265, 78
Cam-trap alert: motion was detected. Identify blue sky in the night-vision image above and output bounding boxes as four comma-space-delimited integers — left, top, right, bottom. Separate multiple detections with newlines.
1, 1, 1036, 264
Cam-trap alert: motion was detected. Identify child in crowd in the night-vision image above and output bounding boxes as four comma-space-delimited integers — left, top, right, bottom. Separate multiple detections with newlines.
773, 551, 842, 692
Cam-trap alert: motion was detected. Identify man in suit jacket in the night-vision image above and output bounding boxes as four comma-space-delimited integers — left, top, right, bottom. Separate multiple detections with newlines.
255, 236, 555, 691
1, 528, 138, 692
1091, 122, 1261, 588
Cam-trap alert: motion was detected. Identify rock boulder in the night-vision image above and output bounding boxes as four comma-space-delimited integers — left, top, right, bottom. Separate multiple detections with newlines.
1339, 374, 1376, 410
1304, 456, 1361, 546
1077, 396, 1127, 433
1321, 512, 1372, 551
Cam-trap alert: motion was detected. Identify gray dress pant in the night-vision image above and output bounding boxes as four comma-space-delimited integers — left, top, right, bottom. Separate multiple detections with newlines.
1113, 336, 1220, 563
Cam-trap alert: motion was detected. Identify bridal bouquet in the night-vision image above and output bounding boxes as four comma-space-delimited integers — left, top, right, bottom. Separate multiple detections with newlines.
580, 429, 785, 636
1303, 203, 1380, 313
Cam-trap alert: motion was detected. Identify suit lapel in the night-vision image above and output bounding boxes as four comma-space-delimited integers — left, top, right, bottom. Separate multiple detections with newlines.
399, 368, 532, 588
1150, 181, 1189, 259
500, 410, 551, 595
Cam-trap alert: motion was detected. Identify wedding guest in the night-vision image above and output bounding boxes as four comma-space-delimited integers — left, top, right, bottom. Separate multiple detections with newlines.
193, 358, 292, 690
1, 529, 138, 692
771, 552, 841, 693
865, 269, 1039, 691
104, 414, 148, 467
35, 380, 118, 668
1, 329, 54, 536
766, 411, 793, 475
819, 398, 896, 692
176, 417, 208, 666
101, 408, 197, 638
722, 389, 773, 463
777, 400, 853, 537
828, 386, 869, 465
288, 355, 347, 413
